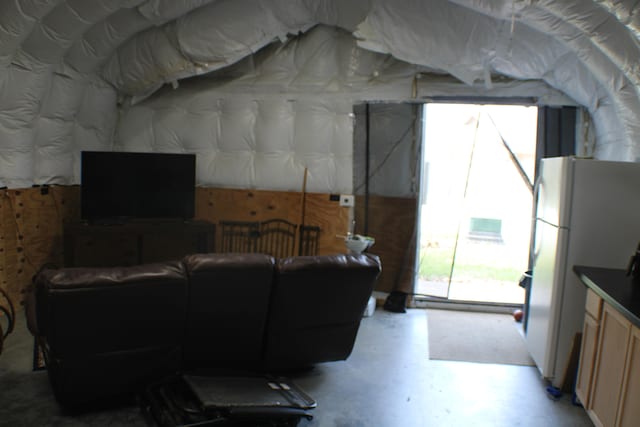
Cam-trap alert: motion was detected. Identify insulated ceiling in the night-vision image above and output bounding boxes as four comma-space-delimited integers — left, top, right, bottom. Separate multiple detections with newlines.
1, 0, 640, 189
114, 26, 426, 194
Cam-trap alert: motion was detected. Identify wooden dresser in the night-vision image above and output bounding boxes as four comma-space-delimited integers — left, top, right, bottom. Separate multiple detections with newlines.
574, 266, 640, 427
63, 220, 216, 267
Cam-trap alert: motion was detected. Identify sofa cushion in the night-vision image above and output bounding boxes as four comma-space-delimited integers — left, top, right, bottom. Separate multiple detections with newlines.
182, 253, 275, 369
264, 253, 381, 370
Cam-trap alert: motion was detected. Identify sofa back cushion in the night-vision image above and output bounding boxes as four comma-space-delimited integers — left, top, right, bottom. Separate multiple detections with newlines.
183, 253, 275, 369
264, 254, 381, 371
35, 261, 188, 358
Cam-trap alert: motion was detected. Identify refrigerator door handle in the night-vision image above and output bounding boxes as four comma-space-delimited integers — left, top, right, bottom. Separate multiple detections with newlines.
532, 218, 544, 267
533, 174, 543, 207
531, 174, 543, 267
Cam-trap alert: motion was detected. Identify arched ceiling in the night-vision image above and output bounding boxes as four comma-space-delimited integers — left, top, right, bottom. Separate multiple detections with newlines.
1, 0, 640, 187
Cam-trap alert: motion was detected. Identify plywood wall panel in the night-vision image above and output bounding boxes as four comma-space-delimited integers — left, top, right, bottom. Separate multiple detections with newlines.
355, 195, 417, 293
303, 193, 351, 255
0, 186, 80, 309
0, 192, 19, 309
0, 185, 349, 311
194, 188, 349, 255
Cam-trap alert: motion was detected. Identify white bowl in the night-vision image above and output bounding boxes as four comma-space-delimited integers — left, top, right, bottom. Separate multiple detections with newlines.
345, 236, 374, 253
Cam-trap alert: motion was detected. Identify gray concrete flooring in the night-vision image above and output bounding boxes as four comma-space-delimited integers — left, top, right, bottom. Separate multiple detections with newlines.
0, 308, 593, 426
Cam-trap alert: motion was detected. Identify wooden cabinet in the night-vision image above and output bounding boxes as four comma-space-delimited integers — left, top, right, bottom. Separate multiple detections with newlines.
575, 307, 600, 407
589, 303, 631, 427
616, 327, 640, 427
577, 291, 640, 427
573, 267, 640, 427
63, 220, 216, 267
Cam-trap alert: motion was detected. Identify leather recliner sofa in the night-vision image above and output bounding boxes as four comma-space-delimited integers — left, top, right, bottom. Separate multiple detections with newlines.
26, 253, 381, 407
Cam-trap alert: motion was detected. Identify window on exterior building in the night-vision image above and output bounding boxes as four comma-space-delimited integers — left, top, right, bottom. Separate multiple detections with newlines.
468, 217, 503, 242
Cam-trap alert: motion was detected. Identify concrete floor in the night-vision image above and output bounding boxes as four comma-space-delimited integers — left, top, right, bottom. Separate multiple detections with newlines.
0, 308, 593, 427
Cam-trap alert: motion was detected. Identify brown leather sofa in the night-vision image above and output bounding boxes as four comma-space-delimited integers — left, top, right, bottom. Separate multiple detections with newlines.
27, 253, 381, 407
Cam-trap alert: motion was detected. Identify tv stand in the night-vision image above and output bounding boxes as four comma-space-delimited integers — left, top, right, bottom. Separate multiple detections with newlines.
87, 217, 128, 226
63, 220, 216, 267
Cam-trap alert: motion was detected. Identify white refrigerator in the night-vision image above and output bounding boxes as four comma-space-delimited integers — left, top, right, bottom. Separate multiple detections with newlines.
526, 156, 640, 387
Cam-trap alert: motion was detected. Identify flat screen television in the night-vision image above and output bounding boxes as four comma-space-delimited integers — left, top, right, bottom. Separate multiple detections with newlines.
81, 151, 196, 223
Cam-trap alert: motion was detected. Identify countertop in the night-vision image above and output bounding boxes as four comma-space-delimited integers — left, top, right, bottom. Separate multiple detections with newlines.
573, 265, 640, 328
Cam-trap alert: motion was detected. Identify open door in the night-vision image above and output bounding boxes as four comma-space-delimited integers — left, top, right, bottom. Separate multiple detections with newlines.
416, 103, 537, 305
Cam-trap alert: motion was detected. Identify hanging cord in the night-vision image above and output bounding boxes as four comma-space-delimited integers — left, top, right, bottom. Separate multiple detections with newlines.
447, 110, 482, 299
364, 104, 370, 235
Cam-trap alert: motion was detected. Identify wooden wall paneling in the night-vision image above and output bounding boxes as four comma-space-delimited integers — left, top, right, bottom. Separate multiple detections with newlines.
0, 190, 19, 309
2, 191, 25, 307
194, 188, 349, 255
9, 189, 62, 301
355, 195, 417, 293
195, 188, 216, 219
0, 185, 349, 308
303, 193, 350, 255
16, 189, 63, 268
0, 193, 4, 305
0, 187, 79, 308
53, 185, 80, 223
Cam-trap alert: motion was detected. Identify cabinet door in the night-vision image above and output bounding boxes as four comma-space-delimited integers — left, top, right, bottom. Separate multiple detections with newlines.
576, 313, 599, 408
616, 326, 640, 427
589, 303, 631, 427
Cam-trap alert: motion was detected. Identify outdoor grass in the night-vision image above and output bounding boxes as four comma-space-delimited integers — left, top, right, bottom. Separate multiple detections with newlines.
418, 245, 523, 283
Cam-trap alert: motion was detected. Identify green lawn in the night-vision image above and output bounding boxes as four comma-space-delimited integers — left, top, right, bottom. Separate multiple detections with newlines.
418, 245, 523, 283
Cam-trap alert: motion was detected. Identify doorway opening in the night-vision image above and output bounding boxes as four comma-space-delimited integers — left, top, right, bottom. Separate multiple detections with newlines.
415, 103, 538, 306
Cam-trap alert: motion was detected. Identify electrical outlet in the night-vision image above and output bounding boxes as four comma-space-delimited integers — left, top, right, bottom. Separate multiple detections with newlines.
339, 194, 354, 207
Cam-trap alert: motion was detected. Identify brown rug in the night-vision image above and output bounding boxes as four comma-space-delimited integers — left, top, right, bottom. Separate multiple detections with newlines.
427, 309, 535, 366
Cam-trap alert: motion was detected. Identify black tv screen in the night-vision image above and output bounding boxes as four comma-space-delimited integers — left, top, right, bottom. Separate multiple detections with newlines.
81, 151, 196, 222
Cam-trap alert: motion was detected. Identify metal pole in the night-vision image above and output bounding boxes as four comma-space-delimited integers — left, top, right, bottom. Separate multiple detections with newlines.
365, 103, 370, 235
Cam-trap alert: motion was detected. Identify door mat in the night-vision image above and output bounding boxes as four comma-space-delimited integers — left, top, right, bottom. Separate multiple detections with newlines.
427, 309, 535, 366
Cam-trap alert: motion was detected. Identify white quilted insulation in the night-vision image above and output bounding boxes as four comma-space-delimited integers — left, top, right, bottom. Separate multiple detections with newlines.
2, 0, 640, 190
114, 26, 420, 193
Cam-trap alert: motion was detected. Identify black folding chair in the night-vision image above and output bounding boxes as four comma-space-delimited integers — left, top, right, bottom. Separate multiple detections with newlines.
298, 225, 321, 256
219, 221, 260, 253
258, 219, 297, 258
